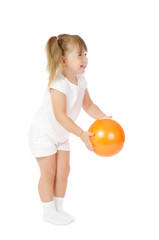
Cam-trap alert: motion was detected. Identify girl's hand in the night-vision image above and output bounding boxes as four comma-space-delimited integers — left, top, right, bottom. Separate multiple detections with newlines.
99, 114, 112, 119
80, 131, 94, 152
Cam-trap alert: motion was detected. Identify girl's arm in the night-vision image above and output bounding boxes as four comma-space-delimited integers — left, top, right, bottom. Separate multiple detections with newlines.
50, 89, 94, 151
82, 89, 112, 120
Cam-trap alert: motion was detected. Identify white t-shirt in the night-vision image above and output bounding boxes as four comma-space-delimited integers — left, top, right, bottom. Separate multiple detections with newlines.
30, 74, 87, 143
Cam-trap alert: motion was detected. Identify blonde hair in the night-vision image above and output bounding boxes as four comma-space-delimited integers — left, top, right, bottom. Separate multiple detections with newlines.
45, 34, 87, 86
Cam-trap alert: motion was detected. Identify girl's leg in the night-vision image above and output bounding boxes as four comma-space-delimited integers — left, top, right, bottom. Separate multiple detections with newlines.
36, 153, 57, 202
36, 153, 72, 225
54, 150, 70, 197
53, 150, 75, 221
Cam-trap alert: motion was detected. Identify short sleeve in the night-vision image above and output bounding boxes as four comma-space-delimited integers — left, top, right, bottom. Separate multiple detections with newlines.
49, 77, 67, 95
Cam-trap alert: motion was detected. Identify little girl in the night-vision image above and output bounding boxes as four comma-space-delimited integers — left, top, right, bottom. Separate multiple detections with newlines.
28, 34, 111, 225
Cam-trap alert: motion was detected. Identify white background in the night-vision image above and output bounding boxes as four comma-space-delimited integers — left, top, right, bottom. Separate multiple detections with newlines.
0, 0, 159, 239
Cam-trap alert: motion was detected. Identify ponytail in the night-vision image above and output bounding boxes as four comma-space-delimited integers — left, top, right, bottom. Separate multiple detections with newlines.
45, 36, 62, 86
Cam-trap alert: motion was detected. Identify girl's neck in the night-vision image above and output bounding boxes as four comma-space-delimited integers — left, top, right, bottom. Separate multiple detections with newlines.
62, 69, 77, 85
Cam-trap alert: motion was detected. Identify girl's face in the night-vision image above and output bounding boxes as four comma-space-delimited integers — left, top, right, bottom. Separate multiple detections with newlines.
63, 46, 88, 76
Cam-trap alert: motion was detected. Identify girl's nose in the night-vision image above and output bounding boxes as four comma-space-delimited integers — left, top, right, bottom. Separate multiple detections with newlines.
83, 55, 88, 62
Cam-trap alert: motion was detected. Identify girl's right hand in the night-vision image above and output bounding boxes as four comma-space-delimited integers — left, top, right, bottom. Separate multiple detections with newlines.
80, 131, 94, 152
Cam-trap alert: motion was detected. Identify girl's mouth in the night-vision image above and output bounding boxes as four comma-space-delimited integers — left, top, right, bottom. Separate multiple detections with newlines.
80, 65, 87, 69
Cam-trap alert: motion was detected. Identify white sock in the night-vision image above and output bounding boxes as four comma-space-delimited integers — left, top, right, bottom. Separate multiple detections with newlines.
42, 200, 72, 225
54, 197, 75, 221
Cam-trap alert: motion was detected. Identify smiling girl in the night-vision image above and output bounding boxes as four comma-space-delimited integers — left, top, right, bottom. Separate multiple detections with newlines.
28, 34, 110, 225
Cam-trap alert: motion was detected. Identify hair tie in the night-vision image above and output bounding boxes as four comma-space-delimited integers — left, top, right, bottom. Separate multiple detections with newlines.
56, 36, 59, 41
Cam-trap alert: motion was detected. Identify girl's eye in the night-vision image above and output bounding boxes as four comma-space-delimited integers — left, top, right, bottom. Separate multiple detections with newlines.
78, 53, 87, 57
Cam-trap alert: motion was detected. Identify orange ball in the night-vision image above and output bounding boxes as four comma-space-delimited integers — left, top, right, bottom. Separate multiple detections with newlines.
88, 118, 125, 157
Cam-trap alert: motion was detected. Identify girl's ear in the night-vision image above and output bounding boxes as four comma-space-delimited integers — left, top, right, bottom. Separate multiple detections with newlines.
62, 56, 66, 64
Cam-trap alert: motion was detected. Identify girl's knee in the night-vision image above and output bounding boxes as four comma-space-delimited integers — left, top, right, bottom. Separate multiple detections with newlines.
64, 165, 70, 177
41, 169, 56, 180
57, 167, 70, 180
36, 154, 57, 180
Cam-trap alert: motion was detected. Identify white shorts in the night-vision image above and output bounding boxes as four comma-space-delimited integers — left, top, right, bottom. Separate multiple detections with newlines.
28, 124, 70, 158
